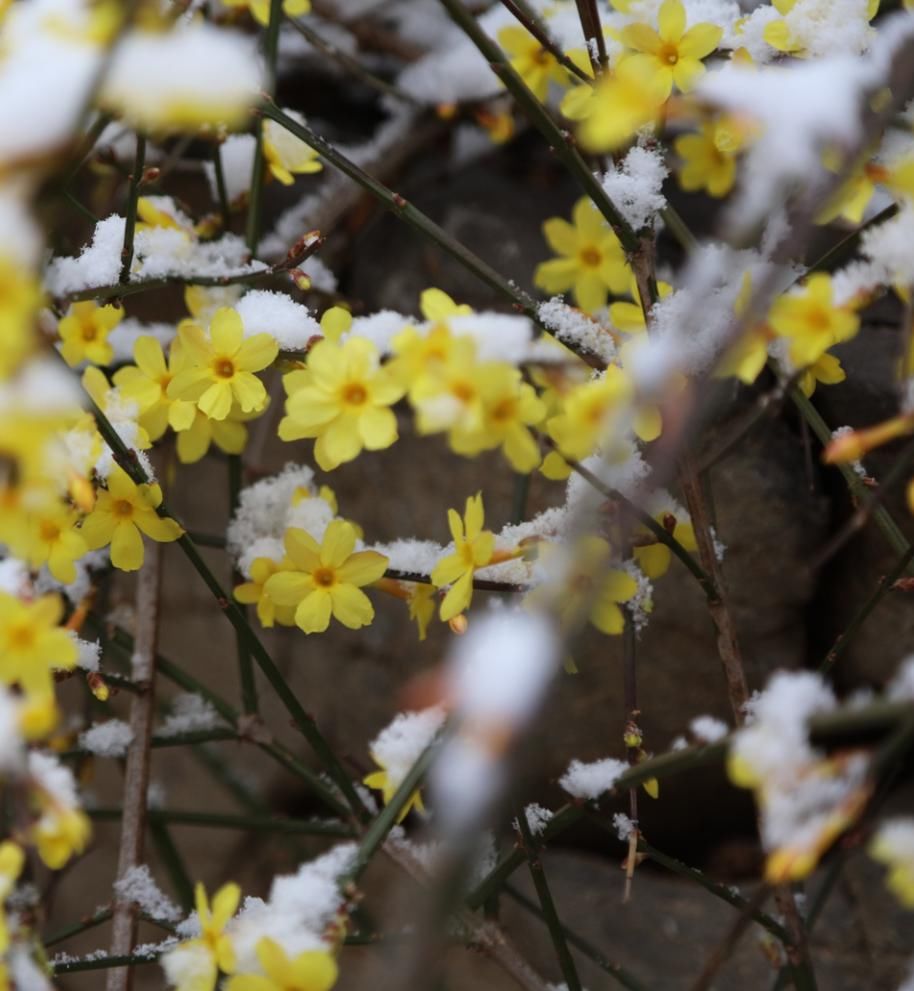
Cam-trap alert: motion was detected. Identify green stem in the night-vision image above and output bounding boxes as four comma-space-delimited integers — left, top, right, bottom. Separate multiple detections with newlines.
246, 0, 283, 254
89, 807, 355, 837
213, 142, 232, 231
514, 804, 583, 991
228, 453, 257, 715
60, 267, 274, 304
44, 907, 113, 947
437, 0, 638, 252
149, 818, 195, 913
119, 132, 145, 284
638, 840, 790, 942
51, 953, 161, 974
497, 0, 592, 83
504, 883, 651, 991
343, 733, 444, 885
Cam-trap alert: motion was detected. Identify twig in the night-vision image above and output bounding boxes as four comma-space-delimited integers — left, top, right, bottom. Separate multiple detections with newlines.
436, 0, 639, 252
105, 542, 161, 991
514, 804, 583, 991
688, 886, 774, 991
573, 0, 607, 73
119, 133, 145, 285
497, 0, 592, 83
228, 454, 257, 715
89, 807, 355, 837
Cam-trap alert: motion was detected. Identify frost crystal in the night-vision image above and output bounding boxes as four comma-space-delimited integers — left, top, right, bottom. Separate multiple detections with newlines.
559, 757, 628, 800
114, 865, 181, 923
601, 145, 669, 231
79, 720, 134, 758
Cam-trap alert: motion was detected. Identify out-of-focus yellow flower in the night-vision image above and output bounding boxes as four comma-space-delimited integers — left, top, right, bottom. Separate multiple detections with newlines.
674, 115, 748, 198
363, 756, 425, 823
223, 0, 311, 27
264, 521, 388, 634
0, 258, 41, 379
534, 198, 631, 313
768, 274, 859, 368
31, 805, 91, 870
546, 366, 634, 460
263, 115, 322, 186
618, 0, 722, 97
609, 279, 673, 333
80, 465, 183, 572
22, 504, 87, 585
497, 24, 569, 100
871, 819, 914, 908
319, 306, 351, 343
797, 351, 845, 396
560, 56, 667, 152
0, 592, 76, 699
633, 508, 697, 578
225, 937, 338, 991
58, 301, 123, 368
0, 842, 23, 955
234, 557, 296, 628
824, 412, 914, 464
764, 0, 879, 55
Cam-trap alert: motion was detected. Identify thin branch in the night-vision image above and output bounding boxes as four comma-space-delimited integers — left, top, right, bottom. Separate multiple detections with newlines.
119, 132, 145, 285
497, 0, 592, 83
105, 542, 161, 991
573, 0, 607, 72
89, 807, 355, 837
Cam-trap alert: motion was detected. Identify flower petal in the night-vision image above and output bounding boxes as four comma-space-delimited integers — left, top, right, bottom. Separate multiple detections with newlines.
329, 583, 375, 629
337, 550, 388, 586
210, 308, 244, 355
320, 519, 356, 568
294, 589, 333, 633
110, 522, 144, 572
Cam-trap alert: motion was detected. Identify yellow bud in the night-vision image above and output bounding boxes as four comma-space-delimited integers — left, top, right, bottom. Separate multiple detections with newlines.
87, 672, 110, 702
18, 696, 59, 740
448, 613, 468, 635
642, 777, 659, 799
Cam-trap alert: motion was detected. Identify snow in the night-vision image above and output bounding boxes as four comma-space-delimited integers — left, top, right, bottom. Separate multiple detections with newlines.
889, 657, 914, 702
235, 290, 321, 350
560, 756, 628, 800
101, 22, 262, 133
114, 864, 181, 923
517, 803, 553, 837
44, 215, 268, 297
0, 688, 24, 773
109, 320, 175, 366
537, 298, 617, 364
689, 715, 729, 744
433, 610, 557, 829
204, 133, 255, 205
613, 812, 635, 841
28, 751, 81, 809
227, 463, 317, 567
601, 145, 669, 232
157, 694, 222, 738
369, 707, 446, 789
369, 539, 443, 576
73, 638, 101, 673
79, 719, 134, 758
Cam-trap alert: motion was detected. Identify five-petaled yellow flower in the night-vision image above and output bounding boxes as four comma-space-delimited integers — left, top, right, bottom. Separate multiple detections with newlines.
58, 300, 123, 368
168, 308, 278, 421
263, 115, 322, 186
264, 521, 388, 634
0, 592, 77, 699
674, 115, 747, 198
768, 273, 860, 368
23, 504, 87, 585
497, 24, 568, 101
278, 337, 405, 471
535, 198, 631, 313
431, 493, 495, 622
618, 0, 722, 97
165, 882, 241, 991
114, 335, 195, 442
226, 937, 338, 991
80, 465, 183, 572
234, 557, 296, 628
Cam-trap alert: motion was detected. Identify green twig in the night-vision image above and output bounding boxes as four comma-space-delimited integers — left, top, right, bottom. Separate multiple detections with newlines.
149, 819, 195, 913
119, 133, 145, 284
213, 142, 232, 230
89, 807, 355, 837
437, 0, 638, 252
229, 453, 257, 715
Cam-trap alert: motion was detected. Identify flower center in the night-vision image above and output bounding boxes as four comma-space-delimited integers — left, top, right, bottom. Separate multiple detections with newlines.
81, 323, 98, 341
807, 307, 831, 332
341, 382, 368, 406
579, 246, 602, 268
8, 623, 35, 651
112, 499, 134, 519
159, 373, 173, 390
491, 398, 516, 422
452, 381, 476, 403
312, 566, 336, 588
214, 358, 235, 379
532, 47, 551, 66
38, 520, 61, 542
660, 43, 679, 65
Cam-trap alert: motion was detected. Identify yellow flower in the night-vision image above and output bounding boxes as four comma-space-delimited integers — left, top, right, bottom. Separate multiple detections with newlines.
80, 465, 183, 572
319, 306, 351, 343
764, 0, 879, 55
448, 364, 546, 473
0, 842, 23, 955
633, 510, 697, 578
264, 521, 388, 634
797, 351, 845, 397
560, 54, 667, 152
175, 405, 254, 465
534, 198, 631, 313
618, 0, 722, 97
497, 24, 568, 101
420, 287, 473, 321
168, 308, 278, 421
223, 0, 311, 28
609, 278, 673, 333
234, 557, 297, 628
768, 273, 860, 368
0, 258, 41, 379
546, 366, 634, 461
871, 820, 914, 909
23, 503, 87, 584
263, 115, 322, 186
714, 272, 771, 385
58, 301, 123, 368
674, 115, 747, 198
363, 757, 426, 823
278, 337, 404, 471
430, 493, 495, 622
32, 805, 91, 870
165, 882, 240, 991
225, 937, 338, 991
407, 583, 437, 641
0, 592, 76, 698
114, 335, 195, 442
